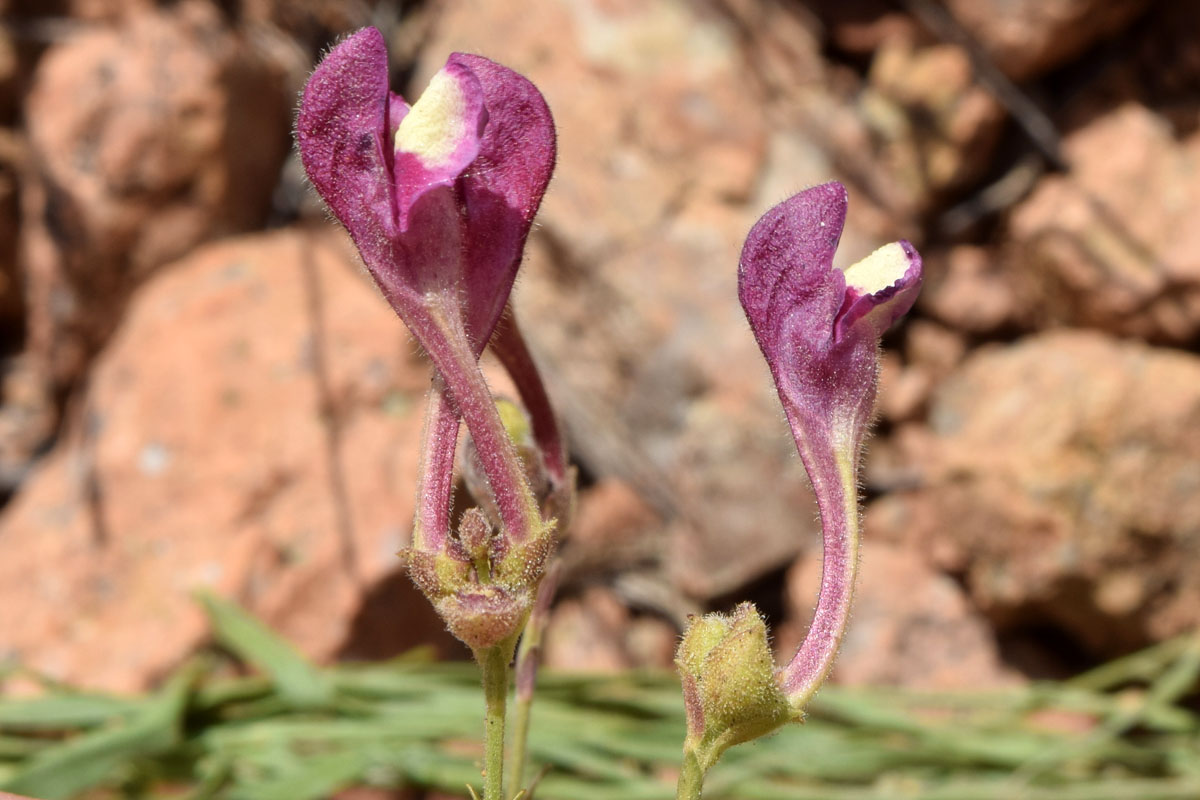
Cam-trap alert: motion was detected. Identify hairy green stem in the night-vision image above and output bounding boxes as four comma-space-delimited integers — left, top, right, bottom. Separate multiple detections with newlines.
479, 643, 513, 800
675, 748, 706, 800
508, 686, 533, 795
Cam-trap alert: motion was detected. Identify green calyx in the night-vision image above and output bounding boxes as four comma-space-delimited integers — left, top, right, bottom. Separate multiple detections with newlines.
402, 394, 560, 654
676, 602, 793, 772
401, 514, 555, 653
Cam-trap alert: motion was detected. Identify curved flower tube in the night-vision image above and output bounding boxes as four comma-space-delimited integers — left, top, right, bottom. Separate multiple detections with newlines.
739, 181, 921, 704
676, 182, 921, 799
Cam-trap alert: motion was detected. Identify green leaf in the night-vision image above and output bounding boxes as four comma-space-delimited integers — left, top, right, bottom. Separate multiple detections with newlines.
196, 591, 333, 709
1, 659, 202, 799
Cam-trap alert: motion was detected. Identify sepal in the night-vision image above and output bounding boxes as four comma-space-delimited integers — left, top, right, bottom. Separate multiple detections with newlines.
675, 603, 792, 768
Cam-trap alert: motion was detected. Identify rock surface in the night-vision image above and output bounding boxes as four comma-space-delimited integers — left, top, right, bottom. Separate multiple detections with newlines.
0, 227, 440, 690
867, 331, 1200, 657
0, 130, 20, 344
859, 40, 1004, 215
1007, 103, 1200, 344
780, 541, 1018, 689
543, 585, 676, 672
22, 0, 290, 391
942, 0, 1150, 81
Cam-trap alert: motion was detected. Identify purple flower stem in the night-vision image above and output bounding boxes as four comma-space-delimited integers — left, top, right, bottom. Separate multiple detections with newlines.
410, 381, 459, 554
405, 293, 542, 547
490, 309, 569, 487
778, 423, 860, 708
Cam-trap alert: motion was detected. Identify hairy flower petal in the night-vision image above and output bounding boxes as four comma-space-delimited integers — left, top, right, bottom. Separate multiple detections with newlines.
297, 27, 398, 274
451, 52, 556, 348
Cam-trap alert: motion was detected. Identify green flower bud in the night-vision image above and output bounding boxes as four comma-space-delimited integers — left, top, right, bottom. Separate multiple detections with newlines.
676, 603, 792, 767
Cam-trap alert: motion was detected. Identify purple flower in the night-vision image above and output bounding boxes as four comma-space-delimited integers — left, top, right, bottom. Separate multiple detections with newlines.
675, 183, 921, 796
297, 27, 555, 351
738, 181, 921, 704
298, 29, 560, 653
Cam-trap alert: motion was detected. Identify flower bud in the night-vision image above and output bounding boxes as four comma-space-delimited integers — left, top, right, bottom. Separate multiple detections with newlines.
675, 603, 791, 763
457, 506, 494, 566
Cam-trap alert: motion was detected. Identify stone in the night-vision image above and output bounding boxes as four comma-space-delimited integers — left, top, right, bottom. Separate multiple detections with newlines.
822, 1, 919, 56
559, 477, 661, 580
0, 227, 440, 691
1007, 103, 1200, 344
0, 20, 15, 125
876, 320, 968, 424
543, 586, 634, 673
919, 245, 1023, 335
859, 40, 1005, 213
542, 585, 674, 672
21, 0, 291, 391
779, 540, 1018, 689
866, 331, 1200, 657
941, 0, 1150, 81
0, 354, 55, 498
0, 129, 21, 344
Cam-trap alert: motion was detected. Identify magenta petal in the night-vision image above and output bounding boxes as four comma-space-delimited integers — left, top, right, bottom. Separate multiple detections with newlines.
297, 28, 400, 283
737, 180, 924, 448
451, 52, 557, 349
738, 182, 848, 370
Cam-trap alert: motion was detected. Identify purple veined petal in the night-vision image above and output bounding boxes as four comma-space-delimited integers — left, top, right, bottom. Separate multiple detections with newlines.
737, 182, 848, 368
450, 52, 557, 349
392, 61, 487, 228
297, 28, 401, 283
834, 240, 923, 343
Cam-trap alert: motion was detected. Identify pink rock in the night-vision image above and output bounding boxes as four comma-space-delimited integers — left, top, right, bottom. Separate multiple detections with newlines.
542, 585, 675, 672
868, 330, 1200, 657
920, 245, 1022, 335
22, 0, 290, 390
862, 41, 1005, 212
0, 227, 439, 691
780, 540, 1018, 689
941, 0, 1149, 81
1008, 104, 1200, 344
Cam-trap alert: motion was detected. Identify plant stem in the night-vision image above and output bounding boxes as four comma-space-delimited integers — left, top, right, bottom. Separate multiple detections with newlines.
675, 748, 706, 800
508, 563, 560, 792
406, 295, 543, 545
508, 685, 533, 796
410, 383, 460, 553
479, 643, 513, 800
491, 311, 568, 486
778, 429, 861, 708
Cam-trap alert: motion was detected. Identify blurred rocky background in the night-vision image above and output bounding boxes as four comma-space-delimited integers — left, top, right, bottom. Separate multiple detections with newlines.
0, 0, 1197, 694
